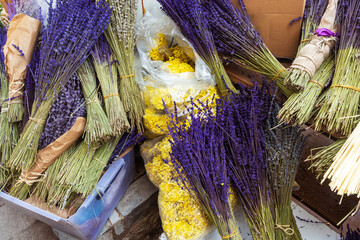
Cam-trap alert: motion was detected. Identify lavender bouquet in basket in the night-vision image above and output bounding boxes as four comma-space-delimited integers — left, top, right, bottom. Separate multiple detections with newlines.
167, 103, 242, 239
157, 0, 237, 95
202, 0, 291, 97
8, 0, 111, 198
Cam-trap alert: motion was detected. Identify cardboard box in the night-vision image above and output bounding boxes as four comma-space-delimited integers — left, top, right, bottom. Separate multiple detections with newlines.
237, 0, 306, 58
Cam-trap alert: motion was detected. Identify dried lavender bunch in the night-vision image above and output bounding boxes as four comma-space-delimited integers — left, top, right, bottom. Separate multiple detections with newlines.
285, 0, 331, 90
0, 26, 18, 183
5, 0, 42, 122
223, 83, 275, 240
102, 0, 145, 131
77, 60, 112, 147
314, 0, 360, 136
297, 0, 329, 54
22, 44, 39, 130
38, 74, 86, 150
7, 0, 111, 173
278, 53, 335, 125
91, 35, 129, 136
157, 0, 238, 95
202, 0, 291, 97
167, 101, 242, 239
266, 103, 305, 240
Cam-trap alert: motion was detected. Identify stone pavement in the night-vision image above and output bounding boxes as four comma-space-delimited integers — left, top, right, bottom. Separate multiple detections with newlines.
0, 175, 162, 240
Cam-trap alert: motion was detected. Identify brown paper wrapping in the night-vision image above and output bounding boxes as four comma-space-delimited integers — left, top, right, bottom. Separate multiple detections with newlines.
3, 14, 41, 105
19, 117, 86, 186
290, 0, 338, 78
25, 195, 77, 219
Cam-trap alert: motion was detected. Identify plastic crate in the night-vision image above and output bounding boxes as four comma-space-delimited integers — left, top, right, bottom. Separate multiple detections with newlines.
0, 149, 135, 240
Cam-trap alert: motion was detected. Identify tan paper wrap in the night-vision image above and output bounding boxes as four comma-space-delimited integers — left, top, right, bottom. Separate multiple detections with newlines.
290, 0, 338, 78
3, 14, 41, 105
19, 117, 86, 186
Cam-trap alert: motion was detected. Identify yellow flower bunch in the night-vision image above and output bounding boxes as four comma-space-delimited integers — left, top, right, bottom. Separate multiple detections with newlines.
167, 58, 195, 73
159, 181, 211, 240
144, 137, 211, 240
149, 33, 195, 74
169, 45, 192, 63
143, 108, 171, 137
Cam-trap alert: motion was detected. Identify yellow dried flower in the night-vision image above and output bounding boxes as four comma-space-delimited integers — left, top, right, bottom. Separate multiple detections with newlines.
169, 45, 192, 63
159, 181, 211, 240
143, 108, 171, 136
167, 58, 195, 73
149, 33, 168, 61
147, 87, 173, 110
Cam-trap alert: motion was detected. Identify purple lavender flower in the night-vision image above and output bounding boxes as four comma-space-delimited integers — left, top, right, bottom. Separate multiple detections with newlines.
33, 0, 112, 103
301, 0, 329, 39
166, 95, 240, 238
38, 74, 86, 150
157, 0, 236, 93
7, 0, 112, 172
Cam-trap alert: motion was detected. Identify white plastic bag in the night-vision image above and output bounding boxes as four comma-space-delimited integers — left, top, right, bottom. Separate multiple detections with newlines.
136, 11, 215, 102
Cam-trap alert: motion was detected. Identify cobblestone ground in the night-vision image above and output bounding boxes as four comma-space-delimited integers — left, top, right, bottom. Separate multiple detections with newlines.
0, 200, 59, 240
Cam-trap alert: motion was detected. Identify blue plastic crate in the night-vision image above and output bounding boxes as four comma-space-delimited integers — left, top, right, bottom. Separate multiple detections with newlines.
0, 149, 135, 240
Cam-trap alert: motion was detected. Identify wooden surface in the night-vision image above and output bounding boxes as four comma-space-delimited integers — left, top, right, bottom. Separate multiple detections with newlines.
294, 128, 358, 227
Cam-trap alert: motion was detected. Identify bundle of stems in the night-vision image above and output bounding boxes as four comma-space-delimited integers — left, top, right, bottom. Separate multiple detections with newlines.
278, 53, 335, 125
284, 0, 329, 90
102, 0, 144, 131
167, 101, 242, 240
77, 60, 112, 146
322, 122, 360, 198
91, 35, 129, 136
266, 103, 305, 240
0, 27, 18, 187
202, 0, 292, 97
75, 137, 120, 196
223, 83, 275, 240
157, 0, 238, 95
32, 144, 77, 204
307, 139, 346, 179
314, 0, 360, 136
7, 0, 111, 171
0, 67, 19, 184
56, 141, 97, 203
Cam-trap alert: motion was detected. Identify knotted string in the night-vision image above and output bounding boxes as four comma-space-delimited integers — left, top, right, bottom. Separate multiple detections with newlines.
120, 74, 135, 79
221, 228, 240, 239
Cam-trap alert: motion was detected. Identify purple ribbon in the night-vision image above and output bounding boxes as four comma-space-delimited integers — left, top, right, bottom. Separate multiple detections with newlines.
315, 28, 340, 37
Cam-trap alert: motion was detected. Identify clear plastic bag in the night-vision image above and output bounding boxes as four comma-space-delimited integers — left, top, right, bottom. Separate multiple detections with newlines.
136, 11, 216, 138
